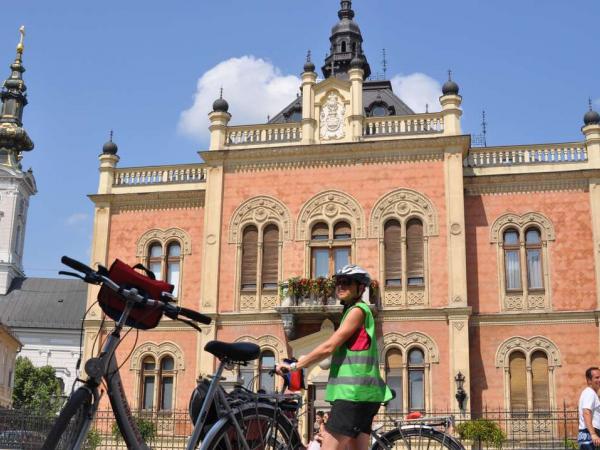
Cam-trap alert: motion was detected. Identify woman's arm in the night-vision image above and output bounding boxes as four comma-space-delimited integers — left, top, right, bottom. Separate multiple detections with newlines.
276, 306, 365, 373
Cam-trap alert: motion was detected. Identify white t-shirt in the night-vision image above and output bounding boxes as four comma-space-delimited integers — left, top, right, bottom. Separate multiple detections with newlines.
579, 386, 600, 430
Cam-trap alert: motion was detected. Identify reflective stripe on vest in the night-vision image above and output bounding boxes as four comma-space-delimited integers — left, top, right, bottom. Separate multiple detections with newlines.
331, 354, 379, 367
328, 376, 388, 388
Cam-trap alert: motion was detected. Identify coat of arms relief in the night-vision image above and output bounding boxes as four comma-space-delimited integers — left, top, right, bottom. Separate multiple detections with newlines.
319, 92, 346, 140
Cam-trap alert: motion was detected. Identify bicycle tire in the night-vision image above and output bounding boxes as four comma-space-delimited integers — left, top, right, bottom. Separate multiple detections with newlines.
200, 403, 302, 450
41, 387, 93, 450
371, 427, 464, 450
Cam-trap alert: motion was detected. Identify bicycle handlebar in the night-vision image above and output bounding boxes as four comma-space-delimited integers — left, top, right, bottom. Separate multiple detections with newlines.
61, 255, 212, 325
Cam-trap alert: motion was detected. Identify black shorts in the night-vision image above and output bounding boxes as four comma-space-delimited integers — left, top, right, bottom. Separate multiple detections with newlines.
325, 400, 381, 438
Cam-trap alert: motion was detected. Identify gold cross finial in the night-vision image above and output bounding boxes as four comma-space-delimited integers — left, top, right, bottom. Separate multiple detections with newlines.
17, 26, 25, 54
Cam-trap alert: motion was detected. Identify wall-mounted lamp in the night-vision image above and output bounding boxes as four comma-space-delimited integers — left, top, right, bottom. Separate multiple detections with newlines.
455, 371, 467, 410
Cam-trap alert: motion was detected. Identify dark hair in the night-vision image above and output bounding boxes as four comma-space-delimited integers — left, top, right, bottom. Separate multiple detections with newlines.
316, 411, 324, 417
586, 367, 600, 380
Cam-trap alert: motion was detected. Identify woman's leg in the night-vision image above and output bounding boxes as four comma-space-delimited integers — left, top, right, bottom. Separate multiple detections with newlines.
347, 432, 371, 450
320, 425, 352, 450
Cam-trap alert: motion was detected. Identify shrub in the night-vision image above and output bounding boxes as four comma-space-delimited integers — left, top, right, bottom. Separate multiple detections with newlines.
112, 417, 156, 443
456, 419, 506, 449
84, 428, 102, 450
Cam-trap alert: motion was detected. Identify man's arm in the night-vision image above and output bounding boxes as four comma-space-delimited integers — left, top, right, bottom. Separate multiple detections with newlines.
276, 307, 365, 373
583, 409, 600, 446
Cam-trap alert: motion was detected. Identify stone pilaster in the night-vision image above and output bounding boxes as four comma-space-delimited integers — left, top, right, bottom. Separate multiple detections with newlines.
348, 67, 364, 141
301, 71, 317, 144
590, 179, 600, 309
440, 94, 462, 136
208, 111, 231, 150
583, 123, 600, 168
448, 315, 470, 413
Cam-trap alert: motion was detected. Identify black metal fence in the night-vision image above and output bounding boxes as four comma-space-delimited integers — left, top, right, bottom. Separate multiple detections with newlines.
0, 405, 580, 449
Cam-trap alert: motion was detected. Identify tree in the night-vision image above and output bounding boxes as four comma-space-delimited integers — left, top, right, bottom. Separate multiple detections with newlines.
12, 356, 63, 415
456, 419, 506, 449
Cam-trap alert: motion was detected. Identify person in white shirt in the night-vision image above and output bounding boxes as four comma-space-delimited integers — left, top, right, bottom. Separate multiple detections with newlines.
578, 367, 600, 449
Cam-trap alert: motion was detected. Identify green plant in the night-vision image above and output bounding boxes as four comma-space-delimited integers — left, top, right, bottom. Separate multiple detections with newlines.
563, 438, 578, 450
12, 356, 63, 416
84, 428, 102, 450
456, 419, 506, 449
112, 416, 156, 443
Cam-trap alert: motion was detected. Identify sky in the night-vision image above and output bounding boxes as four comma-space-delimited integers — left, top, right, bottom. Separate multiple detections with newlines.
1, 1, 599, 278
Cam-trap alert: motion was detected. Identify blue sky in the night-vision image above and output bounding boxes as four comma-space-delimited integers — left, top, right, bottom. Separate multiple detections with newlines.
1, 1, 599, 277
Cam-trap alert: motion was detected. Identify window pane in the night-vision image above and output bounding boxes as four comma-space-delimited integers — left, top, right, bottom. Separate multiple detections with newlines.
143, 376, 155, 410
509, 352, 527, 413
260, 352, 276, 393
167, 262, 180, 296
505, 250, 521, 290
408, 349, 424, 365
240, 365, 255, 389
241, 226, 258, 290
161, 357, 174, 371
150, 244, 162, 258
384, 220, 402, 286
311, 222, 329, 241
160, 377, 173, 410
406, 219, 424, 282
527, 249, 543, 290
526, 229, 541, 245
334, 248, 350, 273
409, 370, 424, 411
504, 230, 519, 245
168, 243, 181, 257
313, 249, 329, 278
149, 262, 162, 280
262, 225, 279, 289
143, 358, 156, 371
333, 222, 351, 240
385, 350, 403, 412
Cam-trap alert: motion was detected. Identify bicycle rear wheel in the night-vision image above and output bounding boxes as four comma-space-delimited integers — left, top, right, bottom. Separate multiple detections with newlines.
372, 427, 464, 450
41, 387, 93, 450
200, 404, 302, 450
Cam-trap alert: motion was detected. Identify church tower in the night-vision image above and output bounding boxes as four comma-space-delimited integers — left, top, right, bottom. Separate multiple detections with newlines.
0, 27, 37, 294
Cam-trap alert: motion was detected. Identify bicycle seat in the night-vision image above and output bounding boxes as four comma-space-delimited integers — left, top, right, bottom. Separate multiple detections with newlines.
204, 340, 260, 362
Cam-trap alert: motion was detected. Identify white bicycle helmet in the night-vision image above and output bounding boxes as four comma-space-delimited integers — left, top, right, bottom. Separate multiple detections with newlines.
334, 264, 371, 287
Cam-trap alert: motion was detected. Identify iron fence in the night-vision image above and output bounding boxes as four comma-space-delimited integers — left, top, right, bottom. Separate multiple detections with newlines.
0, 405, 581, 449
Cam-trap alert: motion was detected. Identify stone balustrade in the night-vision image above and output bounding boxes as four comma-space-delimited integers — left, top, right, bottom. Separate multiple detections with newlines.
465, 143, 587, 168
225, 123, 302, 146
113, 164, 207, 186
363, 113, 445, 137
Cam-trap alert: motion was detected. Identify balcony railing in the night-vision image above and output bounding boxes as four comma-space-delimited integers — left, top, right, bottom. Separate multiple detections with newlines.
363, 112, 444, 138
113, 164, 207, 187
225, 123, 302, 146
465, 143, 587, 168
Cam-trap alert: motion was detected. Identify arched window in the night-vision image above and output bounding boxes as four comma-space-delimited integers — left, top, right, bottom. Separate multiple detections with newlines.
384, 220, 402, 287
141, 356, 157, 410
509, 351, 527, 414
385, 349, 403, 412
148, 243, 163, 279
166, 243, 181, 297
525, 228, 543, 290
159, 357, 175, 411
408, 348, 425, 411
259, 351, 276, 393
341, 41, 347, 53
239, 360, 256, 389
531, 351, 550, 411
310, 222, 351, 278
241, 226, 258, 291
262, 225, 279, 290
503, 229, 521, 291
406, 219, 424, 286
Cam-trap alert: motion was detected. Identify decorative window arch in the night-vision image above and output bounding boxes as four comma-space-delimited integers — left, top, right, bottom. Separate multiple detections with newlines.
495, 336, 560, 412
296, 190, 365, 277
230, 196, 291, 312
380, 332, 439, 412
490, 212, 555, 312
131, 341, 184, 410
370, 189, 438, 309
136, 228, 192, 257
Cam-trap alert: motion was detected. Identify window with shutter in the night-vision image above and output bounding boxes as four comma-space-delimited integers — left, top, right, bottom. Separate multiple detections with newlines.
509, 351, 527, 414
385, 349, 403, 412
262, 225, 279, 290
531, 351, 550, 411
406, 219, 424, 286
334, 221, 351, 240
311, 222, 329, 241
384, 220, 402, 286
241, 226, 258, 290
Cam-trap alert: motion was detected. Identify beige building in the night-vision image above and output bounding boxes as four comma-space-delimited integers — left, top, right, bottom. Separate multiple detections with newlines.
0, 321, 20, 408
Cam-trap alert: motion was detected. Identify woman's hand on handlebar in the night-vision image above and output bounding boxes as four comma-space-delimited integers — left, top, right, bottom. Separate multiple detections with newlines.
274, 362, 292, 376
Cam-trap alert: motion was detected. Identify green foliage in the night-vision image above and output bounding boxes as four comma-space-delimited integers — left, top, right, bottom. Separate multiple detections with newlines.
563, 438, 578, 450
84, 428, 102, 450
12, 356, 63, 415
112, 416, 156, 443
456, 419, 506, 448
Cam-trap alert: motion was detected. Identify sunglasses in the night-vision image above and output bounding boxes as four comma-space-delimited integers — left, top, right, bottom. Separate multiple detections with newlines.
335, 278, 354, 287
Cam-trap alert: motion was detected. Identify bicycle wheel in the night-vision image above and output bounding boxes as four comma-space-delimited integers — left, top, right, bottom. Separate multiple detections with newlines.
41, 387, 93, 450
200, 404, 302, 450
372, 427, 464, 450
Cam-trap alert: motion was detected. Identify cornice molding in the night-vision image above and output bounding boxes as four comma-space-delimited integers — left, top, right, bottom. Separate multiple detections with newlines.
88, 191, 205, 212
200, 135, 470, 172
472, 310, 598, 326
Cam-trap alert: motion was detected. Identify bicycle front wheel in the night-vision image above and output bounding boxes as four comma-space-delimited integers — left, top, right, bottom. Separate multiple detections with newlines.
200, 404, 301, 450
42, 386, 93, 450
372, 427, 464, 450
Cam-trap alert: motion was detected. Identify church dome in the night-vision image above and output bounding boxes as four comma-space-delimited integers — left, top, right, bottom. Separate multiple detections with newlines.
584, 109, 600, 126
212, 97, 229, 113
442, 79, 460, 96
102, 139, 118, 155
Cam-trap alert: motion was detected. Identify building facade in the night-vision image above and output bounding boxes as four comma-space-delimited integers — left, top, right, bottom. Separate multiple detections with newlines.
0, 28, 86, 396
82, 0, 600, 432
0, 322, 20, 407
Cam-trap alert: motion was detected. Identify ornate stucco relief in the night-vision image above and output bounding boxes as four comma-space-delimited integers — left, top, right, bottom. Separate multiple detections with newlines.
228, 195, 292, 244
495, 336, 561, 368
381, 331, 439, 363
319, 91, 346, 140
136, 228, 192, 257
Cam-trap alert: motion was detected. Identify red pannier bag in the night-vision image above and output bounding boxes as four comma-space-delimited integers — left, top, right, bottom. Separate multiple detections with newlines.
98, 259, 174, 330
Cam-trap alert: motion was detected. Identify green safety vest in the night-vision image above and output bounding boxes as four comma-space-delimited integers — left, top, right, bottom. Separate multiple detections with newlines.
325, 301, 393, 403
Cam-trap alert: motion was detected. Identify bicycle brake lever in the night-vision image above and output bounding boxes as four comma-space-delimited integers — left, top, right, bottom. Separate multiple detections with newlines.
59, 271, 85, 281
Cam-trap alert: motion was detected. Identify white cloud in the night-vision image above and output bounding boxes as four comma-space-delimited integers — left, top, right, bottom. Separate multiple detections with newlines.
65, 213, 89, 226
594, 98, 600, 107
178, 56, 301, 141
390, 73, 442, 113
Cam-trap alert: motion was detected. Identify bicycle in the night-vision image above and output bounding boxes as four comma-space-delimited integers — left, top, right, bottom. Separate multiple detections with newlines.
370, 414, 464, 450
42, 256, 303, 450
